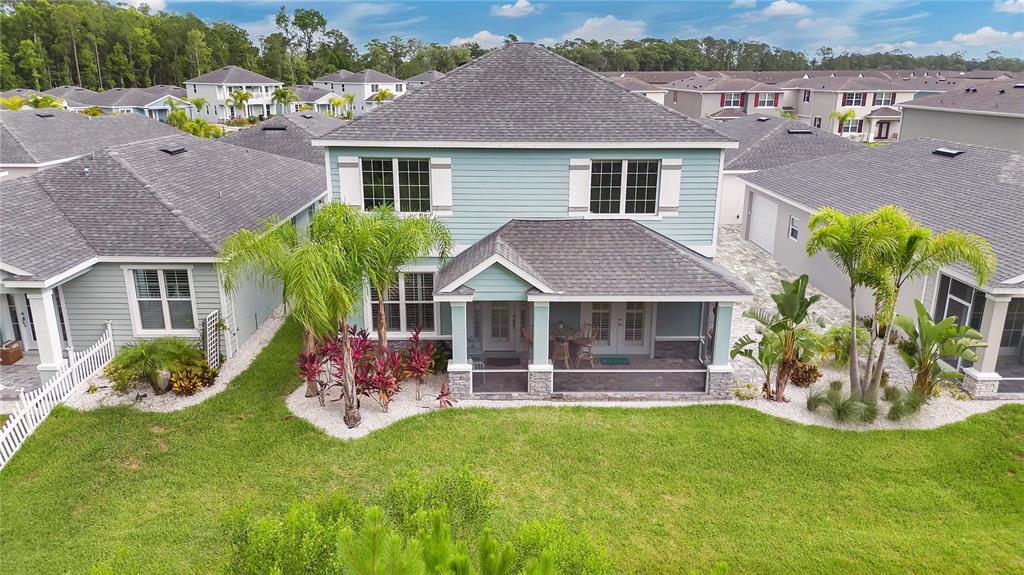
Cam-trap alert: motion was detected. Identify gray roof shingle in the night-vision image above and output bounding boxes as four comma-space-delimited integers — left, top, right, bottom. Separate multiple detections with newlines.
314, 69, 354, 83
406, 70, 445, 82
900, 81, 1024, 116
76, 87, 185, 108
864, 106, 901, 118
289, 85, 333, 102
702, 115, 862, 171
319, 43, 731, 145
743, 138, 1024, 287
437, 219, 751, 298
221, 112, 346, 165
1, 133, 326, 281
186, 65, 281, 85
343, 69, 401, 84
0, 109, 180, 165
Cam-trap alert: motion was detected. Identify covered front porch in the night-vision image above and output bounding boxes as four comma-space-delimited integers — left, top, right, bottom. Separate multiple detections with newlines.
436, 219, 752, 399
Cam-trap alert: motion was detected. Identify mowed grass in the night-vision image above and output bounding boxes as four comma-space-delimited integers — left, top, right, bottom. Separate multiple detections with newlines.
1, 319, 1022, 574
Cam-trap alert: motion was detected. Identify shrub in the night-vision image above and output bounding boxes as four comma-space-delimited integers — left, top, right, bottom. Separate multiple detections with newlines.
807, 384, 867, 422
109, 337, 205, 395
732, 382, 758, 400
882, 382, 901, 402
170, 365, 217, 395
820, 325, 871, 367
887, 388, 927, 421
789, 362, 822, 387
515, 518, 615, 575
384, 467, 495, 540
103, 360, 141, 393
431, 343, 451, 374
81, 106, 104, 116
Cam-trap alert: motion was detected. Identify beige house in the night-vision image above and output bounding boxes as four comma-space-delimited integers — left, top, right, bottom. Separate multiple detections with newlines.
900, 81, 1024, 152
779, 77, 918, 142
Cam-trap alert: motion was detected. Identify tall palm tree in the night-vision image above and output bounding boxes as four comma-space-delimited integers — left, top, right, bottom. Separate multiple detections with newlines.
328, 95, 344, 117
271, 87, 297, 115
188, 97, 208, 119
373, 87, 395, 104
342, 93, 356, 118
806, 208, 896, 399
829, 108, 857, 134
226, 89, 252, 119
864, 207, 995, 396
360, 206, 453, 350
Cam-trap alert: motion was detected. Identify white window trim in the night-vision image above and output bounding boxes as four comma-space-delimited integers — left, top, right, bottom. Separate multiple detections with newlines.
843, 92, 866, 107
788, 216, 800, 241
756, 93, 774, 107
840, 118, 861, 133
360, 157, 433, 214
723, 93, 741, 108
875, 92, 895, 106
122, 265, 200, 338
364, 267, 440, 338
802, 90, 811, 103
587, 159, 661, 217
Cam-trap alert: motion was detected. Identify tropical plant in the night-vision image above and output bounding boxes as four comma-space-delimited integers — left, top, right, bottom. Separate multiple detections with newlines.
789, 361, 822, 387
0, 96, 26, 110
80, 106, 104, 116
271, 87, 297, 114
26, 94, 63, 109
806, 208, 896, 400
828, 108, 856, 132
188, 96, 208, 112
405, 327, 435, 400
895, 300, 987, 398
226, 89, 252, 119
108, 337, 205, 395
731, 329, 783, 399
360, 349, 404, 412
819, 325, 871, 367
373, 87, 394, 104
327, 95, 344, 117
807, 381, 867, 422
167, 108, 189, 129
885, 386, 927, 420
342, 92, 356, 118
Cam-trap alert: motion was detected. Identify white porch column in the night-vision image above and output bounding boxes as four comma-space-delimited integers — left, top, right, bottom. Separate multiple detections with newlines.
26, 289, 66, 380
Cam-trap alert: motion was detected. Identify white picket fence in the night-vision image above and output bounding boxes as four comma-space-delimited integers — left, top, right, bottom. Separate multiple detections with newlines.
0, 322, 115, 469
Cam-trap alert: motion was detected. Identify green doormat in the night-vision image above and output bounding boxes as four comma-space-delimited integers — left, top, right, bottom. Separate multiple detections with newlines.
600, 357, 630, 366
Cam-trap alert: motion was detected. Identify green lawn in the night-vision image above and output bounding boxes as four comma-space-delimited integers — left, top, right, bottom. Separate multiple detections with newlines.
1, 320, 1022, 575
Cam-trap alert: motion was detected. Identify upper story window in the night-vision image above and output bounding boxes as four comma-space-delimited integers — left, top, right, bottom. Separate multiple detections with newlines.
723, 93, 742, 107
788, 216, 800, 241
192, 84, 197, 93
589, 160, 659, 215
874, 92, 895, 106
840, 118, 862, 133
756, 93, 775, 107
842, 92, 866, 106
802, 90, 811, 102
370, 83, 380, 92
395, 84, 404, 93
128, 268, 196, 334
361, 158, 431, 212
369, 272, 435, 333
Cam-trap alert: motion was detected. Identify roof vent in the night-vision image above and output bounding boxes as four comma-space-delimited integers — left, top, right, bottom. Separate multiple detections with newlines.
160, 145, 187, 155
787, 128, 812, 134
261, 125, 287, 131
756, 116, 770, 122
301, 113, 313, 119
83, 167, 91, 176
34, 112, 55, 118
1014, 83, 1024, 89
999, 89, 1006, 94
932, 147, 965, 157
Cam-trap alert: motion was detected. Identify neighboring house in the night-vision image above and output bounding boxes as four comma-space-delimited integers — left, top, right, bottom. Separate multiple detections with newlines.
43, 85, 97, 108
0, 109, 180, 179
0, 133, 328, 381
779, 77, 918, 141
313, 42, 750, 400
67, 87, 196, 121
700, 115, 861, 224
739, 138, 1024, 396
312, 68, 406, 117
221, 111, 346, 166
899, 81, 1024, 151
285, 85, 342, 115
663, 77, 785, 119
184, 65, 284, 122
406, 70, 445, 90
0, 88, 47, 101
607, 75, 667, 105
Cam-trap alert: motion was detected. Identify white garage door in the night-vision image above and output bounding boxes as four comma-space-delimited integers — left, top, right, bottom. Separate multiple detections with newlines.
748, 192, 778, 253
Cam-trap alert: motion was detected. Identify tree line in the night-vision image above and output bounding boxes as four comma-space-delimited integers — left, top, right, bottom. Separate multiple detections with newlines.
2, 1, 1020, 93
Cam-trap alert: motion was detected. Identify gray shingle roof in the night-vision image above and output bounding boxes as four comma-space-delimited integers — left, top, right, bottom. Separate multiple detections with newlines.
1, 133, 326, 281
608, 75, 665, 93
864, 106, 901, 118
221, 112, 346, 165
703, 115, 862, 171
186, 65, 281, 85
710, 108, 748, 119
437, 219, 751, 298
0, 88, 46, 100
785, 77, 913, 92
666, 77, 782, 92
743, 138, 1024, 287
314, 69, 353, 83
406, 70, 445, 83
343, 69, 401, 84
0, 109, 180, 165
900, 81, 1024, 116
320, 43, 731, 145
76, 87, 185, 108
289, 85, 333, 102
44, 85, 97, 98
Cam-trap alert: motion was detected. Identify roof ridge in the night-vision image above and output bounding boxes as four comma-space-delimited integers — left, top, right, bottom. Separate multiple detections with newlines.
727, 118, 790, 167
0, 122, 36, 163
105, 147, 219, 254
28, 157, 104, 258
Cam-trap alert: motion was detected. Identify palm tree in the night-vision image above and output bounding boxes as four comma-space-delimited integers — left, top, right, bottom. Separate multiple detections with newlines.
863, 207, 995, 397
342, 93, 356, 118
328, 95, 344, 117
271, 87, 297, 115
806, 208, 896, 400
226, 89, 252, 119
27, 94, 63, 109
0, 96, 26, 110
829, 108, 857, 134
373, 87, 395, 104
188, 96, 208, 118
360, 206, 453, 350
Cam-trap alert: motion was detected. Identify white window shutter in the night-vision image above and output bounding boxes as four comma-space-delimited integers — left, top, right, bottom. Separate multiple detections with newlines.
659, 158, 682, 214
430, 157, 453, 215
338, 156, 362, 207
568, 158, 591, 213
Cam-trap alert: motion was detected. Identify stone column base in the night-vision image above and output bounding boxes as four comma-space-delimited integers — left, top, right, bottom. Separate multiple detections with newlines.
706, 365, 734, 399
528, 364, 553, 397
447, 361, 472, 399
962, 368, 999, 399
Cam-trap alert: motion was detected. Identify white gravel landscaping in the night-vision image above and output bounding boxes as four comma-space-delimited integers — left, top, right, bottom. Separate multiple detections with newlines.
65, 306, 286, 413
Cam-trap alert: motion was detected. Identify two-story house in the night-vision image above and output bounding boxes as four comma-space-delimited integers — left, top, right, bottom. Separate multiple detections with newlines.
779, 77, 917, 142
899, 81, 1024, 152
663, 77, 786, 121
312, 69, 407, 117
185, 66, 284, 122
313, 42, 751, 400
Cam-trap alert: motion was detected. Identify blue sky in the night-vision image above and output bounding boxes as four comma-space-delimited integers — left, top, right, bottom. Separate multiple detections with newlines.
150, 1, 1024, 59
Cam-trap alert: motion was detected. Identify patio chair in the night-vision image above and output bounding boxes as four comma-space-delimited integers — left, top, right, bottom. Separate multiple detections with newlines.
575, 324, 597, 368
551, 339, 570, 370
521, 325, 533, 346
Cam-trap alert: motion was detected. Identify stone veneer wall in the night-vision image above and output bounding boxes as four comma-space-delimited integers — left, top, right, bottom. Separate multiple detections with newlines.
962, 368, 999, 399
528, 370, 553, 396
706, 369, 732, 399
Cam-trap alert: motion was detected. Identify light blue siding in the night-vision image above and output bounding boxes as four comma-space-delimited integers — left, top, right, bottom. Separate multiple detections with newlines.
712, 304, 733, 366
326, 147, 722, 250
463, 263, 531, 301
656, 302, 702, 337
228, 276, 282, 347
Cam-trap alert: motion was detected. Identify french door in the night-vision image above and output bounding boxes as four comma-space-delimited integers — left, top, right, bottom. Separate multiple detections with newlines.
584, 302, 651, 355
483, 302, 519, 351
876, 121, 890, 140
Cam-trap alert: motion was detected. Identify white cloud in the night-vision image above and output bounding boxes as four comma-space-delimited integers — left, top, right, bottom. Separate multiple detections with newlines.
535, 37, 559, 46
561, 15, 647, 41
491, 0, 539, 18
993, 0, 1024, 14
125, 0, 166, 11
450, 30, 507, 48
795, 17, 856, 40
952, 26, 1024, 46
730, 0, 757, 8
762, 0, 811, 17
